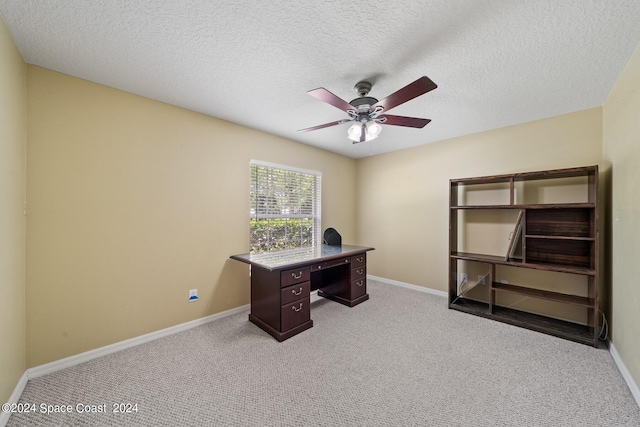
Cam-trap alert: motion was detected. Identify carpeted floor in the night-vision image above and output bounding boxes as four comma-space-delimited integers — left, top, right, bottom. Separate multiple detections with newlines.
6, 280, 640, 426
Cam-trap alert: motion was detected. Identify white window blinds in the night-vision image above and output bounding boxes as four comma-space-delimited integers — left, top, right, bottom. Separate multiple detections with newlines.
250, 161, 321, 253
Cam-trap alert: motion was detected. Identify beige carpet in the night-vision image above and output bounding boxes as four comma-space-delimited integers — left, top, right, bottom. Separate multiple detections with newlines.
7, 280, 640, 426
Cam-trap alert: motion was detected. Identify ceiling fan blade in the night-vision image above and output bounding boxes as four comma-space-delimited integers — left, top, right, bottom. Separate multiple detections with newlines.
298, 119, 350, 133
307, 88, 355, 112
371, 76, 437, 113
379, 114, 431, 128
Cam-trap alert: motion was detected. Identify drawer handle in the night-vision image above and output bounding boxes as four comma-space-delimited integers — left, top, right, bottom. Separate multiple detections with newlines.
345, 259, 350, 263
356, 280, 364, 287
292, 271, 303, 279
292, 287, 303, 296
292, 303, 303, 312
317, 265, 322, 269
356, 268, 364, 275
356, 257, 363, 262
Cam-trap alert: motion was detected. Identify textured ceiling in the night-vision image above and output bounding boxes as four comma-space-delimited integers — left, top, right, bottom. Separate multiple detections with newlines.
2, 1, 640, 159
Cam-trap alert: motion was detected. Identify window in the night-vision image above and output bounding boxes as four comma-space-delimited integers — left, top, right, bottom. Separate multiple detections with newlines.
250, 160, 321, 253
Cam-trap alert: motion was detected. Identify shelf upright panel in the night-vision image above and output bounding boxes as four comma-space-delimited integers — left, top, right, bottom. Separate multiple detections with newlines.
488, 264, 496, 313
449, 180, 459, 305
509, 176, 515, 205
589, 167, 599, 344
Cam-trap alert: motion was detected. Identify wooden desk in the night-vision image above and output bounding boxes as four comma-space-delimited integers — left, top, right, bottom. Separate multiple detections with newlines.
230, 244, 374, 341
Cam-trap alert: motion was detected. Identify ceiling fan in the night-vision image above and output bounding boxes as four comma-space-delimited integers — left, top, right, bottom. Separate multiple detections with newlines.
298, 76, 437, 143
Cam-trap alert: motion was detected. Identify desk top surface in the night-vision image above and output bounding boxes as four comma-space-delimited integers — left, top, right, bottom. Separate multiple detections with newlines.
230, 244, 374, 271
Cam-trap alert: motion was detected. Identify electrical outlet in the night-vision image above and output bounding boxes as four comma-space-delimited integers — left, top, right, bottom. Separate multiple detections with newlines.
478, 275, 486, 285
460, 273, 468, 284
188, 289, 198, 302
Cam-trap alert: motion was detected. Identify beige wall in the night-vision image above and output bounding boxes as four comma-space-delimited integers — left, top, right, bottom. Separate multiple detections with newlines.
26, 66, 357, 367
356, 108, 602, 293
603, 40, 640, 390
0, 17, 26, 403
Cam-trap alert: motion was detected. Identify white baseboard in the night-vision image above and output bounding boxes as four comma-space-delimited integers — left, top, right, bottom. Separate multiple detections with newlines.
27, 303, 249, 380
0, 371, 28, 427
368, 274, 448, 297
609, 342, 640, 409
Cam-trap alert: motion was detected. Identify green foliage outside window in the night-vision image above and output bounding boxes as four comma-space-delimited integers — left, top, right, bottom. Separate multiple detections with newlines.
250, 218, 314, 253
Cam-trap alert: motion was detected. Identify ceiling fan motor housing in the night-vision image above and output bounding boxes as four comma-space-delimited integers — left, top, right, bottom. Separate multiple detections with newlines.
349, 96, 378, 111
350, 81, 382, 120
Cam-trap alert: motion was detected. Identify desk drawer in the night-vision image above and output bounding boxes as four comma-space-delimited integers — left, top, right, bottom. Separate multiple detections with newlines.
351, 265, 366, 280
281, 267, 311, 287
351, 278, 367, 300
281, 281, 310, 306
351, 253, 366, 268
310, 257, 351, 272
281, 297, 310, 332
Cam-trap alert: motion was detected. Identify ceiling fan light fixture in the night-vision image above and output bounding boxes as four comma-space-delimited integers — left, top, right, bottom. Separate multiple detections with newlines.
366, 120, 382, 139
347, 122, 362, 141
347, 120, 382, 142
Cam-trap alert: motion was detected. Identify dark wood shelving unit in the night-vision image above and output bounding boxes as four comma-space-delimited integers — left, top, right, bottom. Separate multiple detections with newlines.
449, 166, 600, 346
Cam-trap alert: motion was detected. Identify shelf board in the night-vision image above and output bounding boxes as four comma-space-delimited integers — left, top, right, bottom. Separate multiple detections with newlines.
525, 235, 595, 241
492, 282, 595, 307
449, 298, 598, 346
450, 203, 595, 210
450, 252, 596, 276
511, 166, 598, 181
451, 205, 520, 209
451, 252, 506, 263
448, 297, 490, 315
514, 262, 594, 276
450, 166, 598, 185
492, 306, 597, 346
